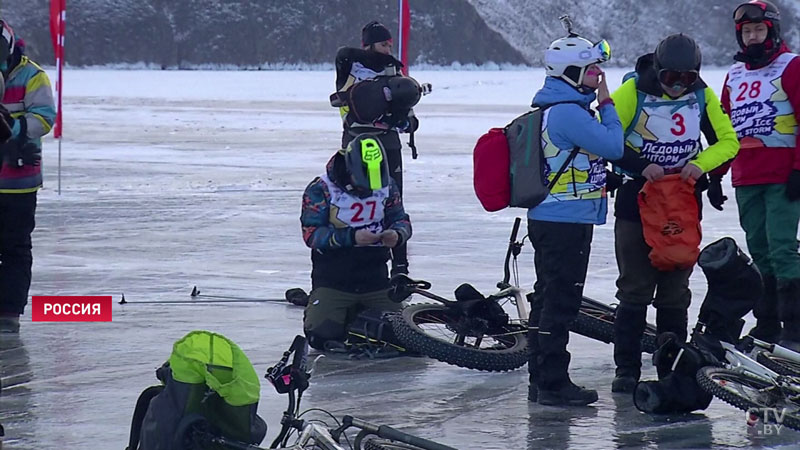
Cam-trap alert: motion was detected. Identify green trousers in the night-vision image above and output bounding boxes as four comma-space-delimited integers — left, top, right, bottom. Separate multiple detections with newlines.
303, 287, 399, 348
736, 184, 800, 281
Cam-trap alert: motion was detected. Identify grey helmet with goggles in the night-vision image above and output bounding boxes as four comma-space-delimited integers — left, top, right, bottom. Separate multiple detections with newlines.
733, 1, 781, 57
654, 34, 701, 90
343, 134, 391, 198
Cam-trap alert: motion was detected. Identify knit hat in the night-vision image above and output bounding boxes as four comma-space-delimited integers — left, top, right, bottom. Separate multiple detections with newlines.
362, 21, 392, 47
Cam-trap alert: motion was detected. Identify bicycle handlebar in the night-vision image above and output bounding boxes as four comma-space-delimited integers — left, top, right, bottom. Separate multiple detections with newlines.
290, 335, 308, 375
502, 217, 522, 285
342, 416, 456, 450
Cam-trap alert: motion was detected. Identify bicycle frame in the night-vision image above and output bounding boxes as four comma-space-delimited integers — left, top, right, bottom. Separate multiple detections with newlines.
263, 337, 456, 450
391, 215, 531, 323
722, 340, 785, 383
691, 324, 800, 395
284, 423, 343, 450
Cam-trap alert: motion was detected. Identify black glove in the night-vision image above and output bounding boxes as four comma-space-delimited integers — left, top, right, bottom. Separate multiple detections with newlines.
707, 175, 728, 211
606, 170, 624, 197
1, 140, 40, 168
0, 105, 12, 142
396, 114, 419, 133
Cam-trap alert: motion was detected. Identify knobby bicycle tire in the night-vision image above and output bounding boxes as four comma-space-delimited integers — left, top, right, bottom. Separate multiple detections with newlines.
571, 298, 658, 354
756, 351, 800, 377
696, 366, 800, 432
389, 303, 528, 372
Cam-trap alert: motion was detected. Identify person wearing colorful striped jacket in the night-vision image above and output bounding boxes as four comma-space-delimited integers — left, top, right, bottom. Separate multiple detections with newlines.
0, 21, 56, 333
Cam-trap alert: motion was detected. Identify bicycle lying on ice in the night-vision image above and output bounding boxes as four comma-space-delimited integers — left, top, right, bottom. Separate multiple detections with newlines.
690, 328, 800, 432
385, 217, 658, 372
172, 335, 456, 450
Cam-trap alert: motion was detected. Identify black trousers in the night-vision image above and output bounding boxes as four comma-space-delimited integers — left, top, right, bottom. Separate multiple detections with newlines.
342, 128, 407, 267
0, 192, 37, 315
527, 219, 593, 390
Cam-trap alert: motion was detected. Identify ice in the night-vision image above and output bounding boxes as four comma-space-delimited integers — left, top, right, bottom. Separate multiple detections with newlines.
0, 68, 797, 449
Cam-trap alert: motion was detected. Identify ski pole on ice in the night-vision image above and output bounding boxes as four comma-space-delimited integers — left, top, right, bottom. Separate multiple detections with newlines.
117, 287, 308, 306
188, 286, 288, 302
409, 130, 418, 159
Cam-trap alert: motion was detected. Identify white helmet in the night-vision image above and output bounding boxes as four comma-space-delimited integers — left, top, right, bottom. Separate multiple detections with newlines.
545, 35, 611, 89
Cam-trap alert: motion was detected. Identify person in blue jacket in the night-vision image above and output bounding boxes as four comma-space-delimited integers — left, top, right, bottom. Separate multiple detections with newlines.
527, 33, 623, 406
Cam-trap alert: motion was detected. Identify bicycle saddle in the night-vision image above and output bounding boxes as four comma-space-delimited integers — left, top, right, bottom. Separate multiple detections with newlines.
454, 283, 486, 301
388, 274, 432, 302
389, 274, 432, 290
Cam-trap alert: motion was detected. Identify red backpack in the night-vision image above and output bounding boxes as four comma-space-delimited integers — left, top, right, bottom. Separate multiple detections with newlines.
473, 128, 511, 212
473, 106, 580, 212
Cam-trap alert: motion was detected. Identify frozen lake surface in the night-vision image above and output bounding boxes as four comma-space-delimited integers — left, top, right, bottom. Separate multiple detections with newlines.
0, 68, 798, 449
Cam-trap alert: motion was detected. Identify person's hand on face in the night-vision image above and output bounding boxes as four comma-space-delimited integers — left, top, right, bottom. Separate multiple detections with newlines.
584, 64, 609, 102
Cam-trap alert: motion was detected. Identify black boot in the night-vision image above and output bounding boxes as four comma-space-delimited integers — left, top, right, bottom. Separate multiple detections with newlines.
778, 279, 800, 350
538, 382, 599, 406
390, 243, 409, 276
612, 303, 648, 393
698, 237, 764, 342
527, 291, 543, 402
750, 275, 782, 343
655, 307, 688, 378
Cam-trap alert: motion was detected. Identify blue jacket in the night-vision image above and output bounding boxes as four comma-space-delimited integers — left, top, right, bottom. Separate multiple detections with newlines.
528, 77, 623, 224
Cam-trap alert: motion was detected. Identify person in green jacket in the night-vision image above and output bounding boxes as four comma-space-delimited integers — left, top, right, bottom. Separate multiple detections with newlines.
608, 34, 740, 393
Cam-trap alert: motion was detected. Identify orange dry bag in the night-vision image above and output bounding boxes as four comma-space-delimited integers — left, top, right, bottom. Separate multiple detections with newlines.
637, 174, 702, 271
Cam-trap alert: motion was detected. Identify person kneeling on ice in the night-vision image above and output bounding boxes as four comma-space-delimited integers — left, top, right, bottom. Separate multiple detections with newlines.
300, 134, 411, 352
332, 20, 421, 277
527, 24, 623, 406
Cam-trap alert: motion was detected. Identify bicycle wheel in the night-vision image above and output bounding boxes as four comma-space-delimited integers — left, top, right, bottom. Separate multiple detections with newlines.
572, 297, 658, 354
696, 366, 800, 432
172, 414, 212, 450
364, 439, 424, 450
756, 351, 800, 377
389, 303, 528, 372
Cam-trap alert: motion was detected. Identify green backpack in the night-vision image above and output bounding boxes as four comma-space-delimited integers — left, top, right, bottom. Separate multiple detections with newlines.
126, 330, 267, 450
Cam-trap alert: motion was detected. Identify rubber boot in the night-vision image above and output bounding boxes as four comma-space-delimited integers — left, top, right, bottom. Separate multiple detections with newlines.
612, 303, 648, 393
750, 274, 782, 343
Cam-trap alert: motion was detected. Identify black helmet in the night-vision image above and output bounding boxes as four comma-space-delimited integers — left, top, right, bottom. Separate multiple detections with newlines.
733, 1, 781, 51
654, 34, 702, 73
654, 34, 701, 88
386, 76, 421, 113
343, 134, 390, 198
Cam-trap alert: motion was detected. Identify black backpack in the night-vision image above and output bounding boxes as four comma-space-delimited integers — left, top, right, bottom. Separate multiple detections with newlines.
126, 331, 267, 450
330, 76, 421, 127
634, 333, 717, 414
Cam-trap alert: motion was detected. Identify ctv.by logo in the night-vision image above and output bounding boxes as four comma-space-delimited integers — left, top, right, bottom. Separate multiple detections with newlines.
746, 407, 787, 435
